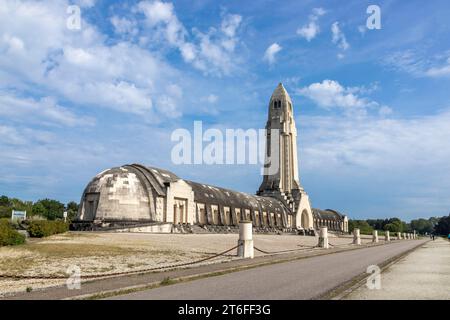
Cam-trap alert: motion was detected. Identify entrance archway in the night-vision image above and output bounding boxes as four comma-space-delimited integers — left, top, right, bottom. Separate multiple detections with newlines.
301, 210, 310, 229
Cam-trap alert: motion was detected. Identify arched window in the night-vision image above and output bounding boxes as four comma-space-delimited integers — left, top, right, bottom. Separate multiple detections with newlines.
273, 100, 281, 109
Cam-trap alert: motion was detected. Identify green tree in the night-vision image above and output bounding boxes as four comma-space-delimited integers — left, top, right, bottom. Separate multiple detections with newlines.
383, 218, 403, 232
410, 218, 434, 234
366, 219, 390, 230
34, 199, 64, 220
32, 202, 47, 217
0, 196, 33, 219
0, 195, 10, 207
66, 201, 79, 221
434, 214, 450, 236
402, 221, 411, 232
348, 220, 373, 235
0, 195, 12, 218
428, 217, 439, 228
0, 207, 11, 219
384, 223, 397, 232
8, 199, 32, 219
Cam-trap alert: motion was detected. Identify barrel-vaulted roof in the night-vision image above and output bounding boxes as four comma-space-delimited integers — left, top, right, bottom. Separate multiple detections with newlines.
312, 208, 346, 221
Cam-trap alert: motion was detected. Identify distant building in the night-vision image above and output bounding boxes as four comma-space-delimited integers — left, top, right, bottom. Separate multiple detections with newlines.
73, 84, 349, 234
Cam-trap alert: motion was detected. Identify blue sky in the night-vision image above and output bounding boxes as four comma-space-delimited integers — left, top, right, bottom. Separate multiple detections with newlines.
1, 0, 450, 221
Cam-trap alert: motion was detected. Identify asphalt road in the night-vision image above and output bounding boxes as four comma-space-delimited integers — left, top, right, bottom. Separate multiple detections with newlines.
108, 239, 428, 300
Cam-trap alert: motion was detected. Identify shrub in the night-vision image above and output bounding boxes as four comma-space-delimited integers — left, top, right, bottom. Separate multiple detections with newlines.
27, 220, 69, 238
0, 219, 26, 246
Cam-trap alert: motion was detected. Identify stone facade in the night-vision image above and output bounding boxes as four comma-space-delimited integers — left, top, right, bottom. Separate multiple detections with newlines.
312, 208, 349, 233
73, 84, 348, 233
257, 83, 314, 231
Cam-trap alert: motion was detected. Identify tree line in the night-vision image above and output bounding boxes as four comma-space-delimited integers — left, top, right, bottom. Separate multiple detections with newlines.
349, 215, 450, 236
1, 194, 449, 235
0, 195, 79, 221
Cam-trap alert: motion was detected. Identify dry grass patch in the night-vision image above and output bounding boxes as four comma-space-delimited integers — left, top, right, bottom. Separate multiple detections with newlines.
0, 256, 37, 274
24, 243, 133, 258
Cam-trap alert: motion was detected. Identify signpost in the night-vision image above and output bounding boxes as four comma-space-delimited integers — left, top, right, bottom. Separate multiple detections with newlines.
11, 210, 26, 221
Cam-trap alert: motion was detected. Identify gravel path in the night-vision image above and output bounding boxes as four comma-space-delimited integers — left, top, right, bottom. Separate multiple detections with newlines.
344, 238, 450, 300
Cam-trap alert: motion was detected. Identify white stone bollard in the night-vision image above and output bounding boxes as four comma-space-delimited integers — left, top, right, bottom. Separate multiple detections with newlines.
353, 228, 361, 245
372, 230, 379, 243
397, 232, 402, 240
318, 227, 329, 248
385, 231, 390, 242
403, 232, 407, 239
237, 221, 254, 259
413, 230, 416, 239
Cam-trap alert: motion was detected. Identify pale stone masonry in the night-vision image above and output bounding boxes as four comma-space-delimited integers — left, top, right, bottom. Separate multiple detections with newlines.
73, 84, 349, 234
353, 228, 361, 245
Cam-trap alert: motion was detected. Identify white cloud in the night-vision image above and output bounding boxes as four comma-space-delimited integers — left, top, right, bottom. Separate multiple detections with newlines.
201, 94, 219, 104
0, 125, 26, 145
382, 50, 427, 76
136, 1, 243, 76
0, 124, 57, 146
284, 76, 301, 86
297, 22, 319, 42
221, 14, 242, 38
425, 57, 450, 77
74, 0, 96, 8
331, 22, 349, 53
2, 34, 25, 54
0, 91, 95, 127
299, 109, 450, 217
378, 105, 393, 117
263, 43, 282, 65
296, 7, 326, 41
358, 25, 366, 35
138, 0, 175, 26
299, 80, 365, 108
110, 16, 138, 36
298, 80, 387, 116
137, 0, 185, 46
189, 12, 243, 76
0, 0, 184, 119
382, 50, 450, 78
301, 110, 450, 174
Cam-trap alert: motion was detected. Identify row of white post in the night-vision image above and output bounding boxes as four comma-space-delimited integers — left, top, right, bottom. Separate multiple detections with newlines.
318, 228, 418, 248
237, 221, 418, 259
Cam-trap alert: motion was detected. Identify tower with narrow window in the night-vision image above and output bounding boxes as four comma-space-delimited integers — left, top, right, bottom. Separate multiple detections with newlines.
257, 83, 313, 230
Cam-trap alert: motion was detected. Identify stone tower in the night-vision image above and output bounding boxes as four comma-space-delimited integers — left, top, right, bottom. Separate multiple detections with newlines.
257, 83, 313, 230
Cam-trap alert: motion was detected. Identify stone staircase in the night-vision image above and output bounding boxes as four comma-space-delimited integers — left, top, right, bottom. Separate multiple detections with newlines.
189, 224, 213, 234
172, 223, 193, 234
180, 224, 299, 235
